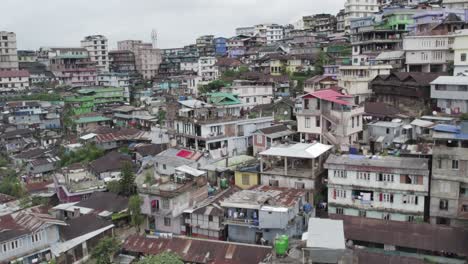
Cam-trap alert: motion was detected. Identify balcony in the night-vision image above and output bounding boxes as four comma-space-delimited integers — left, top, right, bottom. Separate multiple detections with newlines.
224, 217, 259, 226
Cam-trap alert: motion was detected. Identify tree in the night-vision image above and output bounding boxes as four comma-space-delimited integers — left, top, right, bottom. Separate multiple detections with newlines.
91, 236, 120, 264
314, 51, 329, 75
119, 161, 136, 196
107, 180, 122, 194
198, 80, 226, 94
0, 174, 25, 198
136, 253, 183, 264
129, 195, 144, 233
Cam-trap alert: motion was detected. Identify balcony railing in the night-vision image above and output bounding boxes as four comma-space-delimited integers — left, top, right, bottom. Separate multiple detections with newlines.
224, 217, 259, 226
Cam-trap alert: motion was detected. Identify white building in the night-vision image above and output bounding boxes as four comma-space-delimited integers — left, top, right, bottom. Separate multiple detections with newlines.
198, 57, 218, 84
235, 26, 255, 36
296, 88, 364, 147
453, 30, 468, 76
431, 76, 468, 115
344, 0, 380, 31
222, 80, 274, 107
403, 35, 454, 73
338, 64, 392, 103
80, 35, 109, 72
443, 0, 468, 9
325, 154, 430, 222
254, 24, 284, 44
97, 72, 131, 102
0, 70, 30, 93
0, 31, 19, 70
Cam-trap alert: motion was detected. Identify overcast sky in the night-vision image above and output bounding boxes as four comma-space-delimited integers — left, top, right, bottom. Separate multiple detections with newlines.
3, 0, 344, 50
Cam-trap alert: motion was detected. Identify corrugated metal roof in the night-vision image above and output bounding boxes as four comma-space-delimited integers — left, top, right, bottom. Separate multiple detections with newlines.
260, 142, 332, 159
431, 76, 468, 85
303, 218, 346, 249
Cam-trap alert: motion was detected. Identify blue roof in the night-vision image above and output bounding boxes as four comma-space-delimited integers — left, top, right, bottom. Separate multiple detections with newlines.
433, 124, 460, 134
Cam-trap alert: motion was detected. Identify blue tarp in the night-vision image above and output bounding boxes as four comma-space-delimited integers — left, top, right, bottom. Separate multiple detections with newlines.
433, 124, 460, 133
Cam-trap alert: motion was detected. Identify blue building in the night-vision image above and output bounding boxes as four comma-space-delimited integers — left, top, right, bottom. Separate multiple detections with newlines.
214, 37, 228, 57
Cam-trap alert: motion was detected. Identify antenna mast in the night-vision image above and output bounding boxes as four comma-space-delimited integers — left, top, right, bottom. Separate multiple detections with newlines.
151, 29, 158, 48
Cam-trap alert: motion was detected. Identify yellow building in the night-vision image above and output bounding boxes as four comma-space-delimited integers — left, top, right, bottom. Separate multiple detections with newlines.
234, 167, 260, 189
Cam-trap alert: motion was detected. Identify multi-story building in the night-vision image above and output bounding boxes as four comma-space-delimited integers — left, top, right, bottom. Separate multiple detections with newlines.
431, 76, 468, 115
430, 122, 468, 227
350, 16, 405, 65
0, 209, 65, 264
138, 166, 208, 234
336, 9, 346, 32
214, 37, 227, 56
6, 101, 61, 129
0, 31, 19, 70
344, 0, 380, 31
403, 35, 454, 72
174, 96, 273, 157
443, 0, 468, 9
80, 35, 109, 72
222, 79, 274, 107
17, 50, 37, 62
108, 50, 137, 76
254, 24, 284, 44
196, 35, 215, 57
220, 185, 309, 244
325, 154, 430, 222
235, 26, 255, 36
338, 64, 392, 104
198, 56, 218, 84
303, 14, 337, 35
97, 72, 130, 101
117, 40, 162, 80
259, 142, 332, 203
453, 29, 468, 76
0, 70, 29, 94
304, 75, 338, 93
296, 88, 364, 147
47, 47, 97, 87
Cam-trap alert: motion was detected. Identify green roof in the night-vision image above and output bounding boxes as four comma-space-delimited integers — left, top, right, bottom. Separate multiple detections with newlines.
207, 92, 241, 105
77, 87, 124, 94
74, 116, 111, 124
64, 96, 94, 102
54, 54, 89, 59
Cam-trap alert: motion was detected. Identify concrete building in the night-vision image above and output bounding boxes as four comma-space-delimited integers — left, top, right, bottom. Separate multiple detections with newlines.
235, 26, 255, 36
196, 35, 215, 57
0, 70, 29, 94
47, 47, 97, 87
443, 0, 468, 9
431, 76, 468, 115
453, 29, 468, 76
403, 35, 454, 73
430, 123, 468, 227
198, 56, 218, 84
296, 89, 364, 147
0, 31, 19, 70
303, 14, 337, 35
108, 50, 137, 76
325, 154, 430, 222
117, 40, 162, 80
0, 210, 66, 264
97, 72, 130, 102
220, 185, 309, 245
344, 0, 380, 32
338, 64, 392, 104
259, 142, 333, 203
80, 35, 109, 72
138, 166, 208, 234
254, 24, 284, 44
336, 9, 346, 33
222, 79, 274, 107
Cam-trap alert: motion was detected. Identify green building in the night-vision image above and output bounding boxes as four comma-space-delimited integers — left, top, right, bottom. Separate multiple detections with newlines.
65, 87, 125, 115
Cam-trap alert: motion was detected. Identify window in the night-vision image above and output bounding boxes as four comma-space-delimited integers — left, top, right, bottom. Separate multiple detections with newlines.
437, 159, 442, 169
208, 215, 213, 222
315, 117, 320, 127
357, 172, 370, 180
334, 170, 346, 178
403, 195, 418, 205
162, 199, 170, 209
32, 231, 42, 243
352, 117, 354, 128
336, 189, 347, 198
305, 117, 311, 128
407, 215, 415, 222
378, 173, 394, 182
382, 193, 394, 203
452, 160, 459, 170
382, 213, 390, 220
295, 182, 305, 189
269, 179, 279, 187
304, 99, 309, 109
386, 128, 390, 134
356, 116, 360, 127
163, 164, 167, 170
336, 208, 344, 215
439, 199, 449, 210
164, 217, 171, 226
241, 174, 250, 185
358, 210, 366, 217
461, 53, 467, 62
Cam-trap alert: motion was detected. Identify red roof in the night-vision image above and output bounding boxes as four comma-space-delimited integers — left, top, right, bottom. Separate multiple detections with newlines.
123, 235, 272, 264
301, 88, 353, 106
176, 149, 194, 158
0, 70, 30, 78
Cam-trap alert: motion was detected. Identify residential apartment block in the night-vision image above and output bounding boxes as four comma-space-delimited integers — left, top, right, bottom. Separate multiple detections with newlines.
325, 154, 430, 222
117, 40, 162, 80
81, 35, 109, 72
431, 76, 468, 115
222, 80, 274, 107
0, 31, 19, 70
47, 47, 97, 87
344, 0, 380, 31
0, 70, 29, 94
403, 35, 454, 73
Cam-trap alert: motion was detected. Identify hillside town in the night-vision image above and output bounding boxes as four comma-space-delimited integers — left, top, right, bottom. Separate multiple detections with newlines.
2, 0, 468, 263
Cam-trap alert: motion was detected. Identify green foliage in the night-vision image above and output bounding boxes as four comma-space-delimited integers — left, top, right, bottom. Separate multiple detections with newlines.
136, 253, 183, 264
0, 157, 8, 167
314, 51, 329, 75
119, 146, 130, 154
461, 113, 468, 121
119, 161, 136, 196
199, 80, 227, 94
0, 174, 25, 198
91, 236, 120, 264
59, 144, 104, 167
1, 92, 62, 102
129, 195, 144, 233
107, 181, 122, 194
157, 110, 166, 126
144, 171, 154, 185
